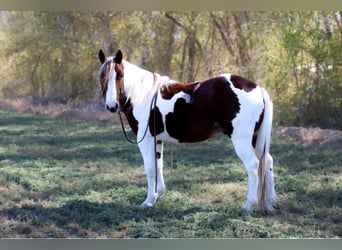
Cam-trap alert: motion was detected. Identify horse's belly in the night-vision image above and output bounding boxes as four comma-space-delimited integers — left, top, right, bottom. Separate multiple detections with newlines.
164, 106, 221, 143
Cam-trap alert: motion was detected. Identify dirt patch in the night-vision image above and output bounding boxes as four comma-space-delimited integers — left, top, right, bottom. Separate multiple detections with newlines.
0, 98, 117, 123
273, 126, 342, 149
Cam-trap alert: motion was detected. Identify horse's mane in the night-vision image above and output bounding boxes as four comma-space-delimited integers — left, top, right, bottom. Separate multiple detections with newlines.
122, 60, 171, 105
100, 57, 175, 106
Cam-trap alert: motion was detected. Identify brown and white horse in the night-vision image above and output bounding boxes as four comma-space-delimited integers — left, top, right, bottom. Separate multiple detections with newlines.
98, 49, 276, 212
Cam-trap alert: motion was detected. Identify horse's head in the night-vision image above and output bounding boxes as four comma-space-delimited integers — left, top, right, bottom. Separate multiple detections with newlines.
98, 49, 124, 113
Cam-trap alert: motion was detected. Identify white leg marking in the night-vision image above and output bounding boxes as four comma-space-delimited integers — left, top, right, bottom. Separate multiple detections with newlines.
232, 137, 259, 212
265, 153, 277, 211
138, 137, 165, 208
156, 141, 166, 199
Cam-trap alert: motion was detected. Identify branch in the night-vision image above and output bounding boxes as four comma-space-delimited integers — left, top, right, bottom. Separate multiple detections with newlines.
210, 12, 235, 57
165, 12, 183, 28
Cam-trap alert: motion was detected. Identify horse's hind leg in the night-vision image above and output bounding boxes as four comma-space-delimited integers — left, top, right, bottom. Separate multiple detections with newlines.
231, 137, 259, 212
138, 137, 166, 208
265, 152, 277, 211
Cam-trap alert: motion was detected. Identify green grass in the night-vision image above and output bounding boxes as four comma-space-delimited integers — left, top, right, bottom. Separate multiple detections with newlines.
0, 109, 341, 238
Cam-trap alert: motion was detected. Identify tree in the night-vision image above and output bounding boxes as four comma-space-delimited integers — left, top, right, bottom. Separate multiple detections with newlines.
0, 11, 341, 129
210, 11, 263, 79
276, 11, 342, 128
165, 11, 209, 82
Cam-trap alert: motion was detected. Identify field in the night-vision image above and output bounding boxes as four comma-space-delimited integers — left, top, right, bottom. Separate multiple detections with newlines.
0, 108, 341, 238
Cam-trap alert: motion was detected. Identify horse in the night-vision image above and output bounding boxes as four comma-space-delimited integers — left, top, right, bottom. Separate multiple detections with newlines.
98, 49, 277, 212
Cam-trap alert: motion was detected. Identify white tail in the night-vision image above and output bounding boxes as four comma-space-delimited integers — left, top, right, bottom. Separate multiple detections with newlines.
255, 87, 273, 210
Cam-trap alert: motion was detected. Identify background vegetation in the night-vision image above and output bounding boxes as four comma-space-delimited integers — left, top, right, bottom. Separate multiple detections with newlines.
0, 11, 341, 129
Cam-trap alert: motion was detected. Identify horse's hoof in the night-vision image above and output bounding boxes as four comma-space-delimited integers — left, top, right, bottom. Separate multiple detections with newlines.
139, 203, 153, 209
157, 190, 165, 199
241, 207, 251, 213
266, 205, 275, 213
241, 202, 254, 213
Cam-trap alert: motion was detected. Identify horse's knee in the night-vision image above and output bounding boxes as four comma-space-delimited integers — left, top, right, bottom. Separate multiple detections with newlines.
241, 155, 259, 177
266, 153, 273, 172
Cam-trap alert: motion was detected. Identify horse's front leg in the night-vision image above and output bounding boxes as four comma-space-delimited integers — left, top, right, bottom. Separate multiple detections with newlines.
138, 137, 165, 208
155, 140, 166, 199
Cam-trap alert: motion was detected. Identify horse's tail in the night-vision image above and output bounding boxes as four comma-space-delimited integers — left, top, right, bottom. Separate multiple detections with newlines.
255, 87, 273, 210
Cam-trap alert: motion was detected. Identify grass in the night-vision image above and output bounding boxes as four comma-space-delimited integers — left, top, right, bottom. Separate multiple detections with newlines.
0, 109, 341, 238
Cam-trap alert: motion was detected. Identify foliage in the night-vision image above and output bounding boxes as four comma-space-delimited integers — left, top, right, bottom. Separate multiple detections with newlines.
0, 11, 341, 129
275, 12, 342, 129
0, 110, 341, 238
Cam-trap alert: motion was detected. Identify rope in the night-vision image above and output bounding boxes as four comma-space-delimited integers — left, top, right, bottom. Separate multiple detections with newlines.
117, 90, 159, 194
117, 73, 175, 196
152, 92, 158, 193
117, 91, 158, 145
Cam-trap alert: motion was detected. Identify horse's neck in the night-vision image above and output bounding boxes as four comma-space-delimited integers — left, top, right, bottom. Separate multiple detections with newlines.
119, 93, 138, 135
123, 60, 156, 105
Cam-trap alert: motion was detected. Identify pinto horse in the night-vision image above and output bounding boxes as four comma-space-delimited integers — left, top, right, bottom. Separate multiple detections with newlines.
98, 49, 276, 212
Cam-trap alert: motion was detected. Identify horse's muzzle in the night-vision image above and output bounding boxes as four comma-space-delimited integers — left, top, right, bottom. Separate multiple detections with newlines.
106, 103, 119, 113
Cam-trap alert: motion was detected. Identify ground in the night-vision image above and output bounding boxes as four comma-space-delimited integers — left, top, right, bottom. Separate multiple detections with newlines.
1, 98, 341, 149
0, 98, 341, 238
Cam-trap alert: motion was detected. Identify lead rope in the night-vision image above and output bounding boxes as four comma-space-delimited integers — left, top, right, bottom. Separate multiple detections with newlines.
118, 90, 157, 144
117, 91, 159, 194
170, 142, 173, 175
117, 74, 174, 196
152, 90, 158, 194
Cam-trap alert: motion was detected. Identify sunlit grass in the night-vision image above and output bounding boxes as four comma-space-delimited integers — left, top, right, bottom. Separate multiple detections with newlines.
0, 110, 341, 238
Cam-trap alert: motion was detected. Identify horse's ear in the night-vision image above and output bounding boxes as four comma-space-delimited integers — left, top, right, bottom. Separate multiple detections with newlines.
98, 50, 106, 64
114, 50, 123, 64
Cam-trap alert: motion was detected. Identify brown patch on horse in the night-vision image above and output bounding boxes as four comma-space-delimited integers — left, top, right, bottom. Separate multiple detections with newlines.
165, 77, 240, 142
149, 106, 165, 136
114, 50, 124, 80
230, 75, 257, 92
160, 82, 201, 100
119, 92, 139, 135
252, 108, 264, 148
114, 50, 139, 134
99, 61, 112, 97
155, 141, 163, 160
115, 63, 124, 80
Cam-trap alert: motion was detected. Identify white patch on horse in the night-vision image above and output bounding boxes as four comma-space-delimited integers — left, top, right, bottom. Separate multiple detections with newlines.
221, 74, 264, 139
100, 58, 118, 111
105, 73, 117, 110
156, 91, 191, 141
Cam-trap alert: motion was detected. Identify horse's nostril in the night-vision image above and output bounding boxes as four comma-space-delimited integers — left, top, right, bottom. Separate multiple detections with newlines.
106, 104, 110, 110
107, 104, 118, 113
109, 107, 117, 113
